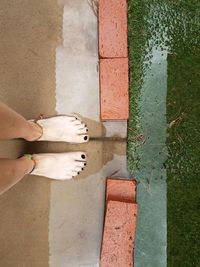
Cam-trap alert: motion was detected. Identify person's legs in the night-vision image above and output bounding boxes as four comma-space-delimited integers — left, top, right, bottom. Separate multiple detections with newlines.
0, 101, 89, 143
0, 101, 88, 195
0, 157, 34, 195
0, 152, 87, 195
0, 101, 42, 141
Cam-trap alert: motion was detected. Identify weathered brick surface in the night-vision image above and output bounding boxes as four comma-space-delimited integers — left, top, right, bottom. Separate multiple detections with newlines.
100, 201, 138, 267
99, 0, 128, 58
106, 178, 137, 203
100, 58, 129, 120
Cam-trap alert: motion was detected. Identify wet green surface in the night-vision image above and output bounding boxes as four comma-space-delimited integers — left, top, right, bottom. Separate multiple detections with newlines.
128, 1, 200, 266
167, 53, 200, 266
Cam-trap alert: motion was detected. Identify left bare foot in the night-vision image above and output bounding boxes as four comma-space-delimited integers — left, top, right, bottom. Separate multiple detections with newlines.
30, 152, 87, 180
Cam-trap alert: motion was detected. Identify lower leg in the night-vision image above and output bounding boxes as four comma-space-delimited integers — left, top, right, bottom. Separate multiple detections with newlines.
0, 157, 34, 195
0, 101, 42, 141
0, 151, 87, 194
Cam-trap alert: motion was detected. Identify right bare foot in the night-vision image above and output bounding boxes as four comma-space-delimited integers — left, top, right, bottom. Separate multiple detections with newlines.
27, 115, 89, 143
29, 152, 87, 180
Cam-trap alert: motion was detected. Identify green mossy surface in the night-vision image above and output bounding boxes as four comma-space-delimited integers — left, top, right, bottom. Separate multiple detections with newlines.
167, 53, 200, 266
128, 0, 200, 266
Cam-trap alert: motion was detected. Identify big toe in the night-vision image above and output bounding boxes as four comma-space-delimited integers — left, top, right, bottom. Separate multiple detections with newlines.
71, 134, 89, 143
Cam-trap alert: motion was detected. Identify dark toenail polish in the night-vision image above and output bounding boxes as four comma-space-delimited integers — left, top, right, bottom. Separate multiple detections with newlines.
81, 154, 85, 159
82, 168, 84, 171
86, 129, 88, 132
84, 163, 86, 166
84, 136, 88, 140
78, 172, 80, 175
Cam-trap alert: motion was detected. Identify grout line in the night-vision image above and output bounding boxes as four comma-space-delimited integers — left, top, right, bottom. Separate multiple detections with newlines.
90, 137, 127, 142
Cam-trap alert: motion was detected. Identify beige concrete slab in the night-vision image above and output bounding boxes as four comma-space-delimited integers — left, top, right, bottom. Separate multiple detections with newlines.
55, 48, 100, 122
0, 1, 130, 267
55, 0, 127, 139
62, 1, 98, 56
0, 1, 62, 267
103, 121, 128, 139
49, 140, 129, 267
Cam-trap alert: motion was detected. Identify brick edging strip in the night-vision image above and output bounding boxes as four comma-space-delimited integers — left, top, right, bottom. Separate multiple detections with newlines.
100, 58, 129, 120
99, 0, 128, 58
99, 0, 129, 121
100, 178, 138, 267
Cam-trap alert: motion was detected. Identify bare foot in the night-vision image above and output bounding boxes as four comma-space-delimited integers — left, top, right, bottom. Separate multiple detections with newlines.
30, 152, 87, 180
28, 115, 89, 143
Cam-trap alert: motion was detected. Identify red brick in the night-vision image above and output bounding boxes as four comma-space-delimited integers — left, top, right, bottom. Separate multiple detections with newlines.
106, 178, 137, 203
99, 0, 128, 58
100, 201, 138, 267
100, 58, 129, 120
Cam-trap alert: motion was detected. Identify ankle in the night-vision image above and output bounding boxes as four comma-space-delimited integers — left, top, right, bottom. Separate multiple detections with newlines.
19, 155, 35, 174
24, 121, 43, 142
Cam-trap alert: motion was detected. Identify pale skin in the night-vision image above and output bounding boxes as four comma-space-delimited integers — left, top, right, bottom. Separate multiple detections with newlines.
0, 101, 88, 195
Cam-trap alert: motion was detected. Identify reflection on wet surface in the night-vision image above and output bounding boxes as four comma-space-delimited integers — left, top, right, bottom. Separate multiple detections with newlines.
128, 1, 200, 266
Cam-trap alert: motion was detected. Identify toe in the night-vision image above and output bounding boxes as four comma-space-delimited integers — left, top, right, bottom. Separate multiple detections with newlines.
74, 166, 84, 172
71, 114, 82, 120
81, 153, 86, 160
78, 123, 87, 129
75, 161, 86, 168
64, 170, 77, 179
71, 119, 82, 126
69, 152, 87, 161
78, 127, 88, 134
71, 134, 89, 143
71, 170, 80, 176
82, 134, 89, 142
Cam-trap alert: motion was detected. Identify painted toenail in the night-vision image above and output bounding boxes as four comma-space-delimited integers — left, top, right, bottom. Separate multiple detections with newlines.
84, 163, 86, 166
86, 129, 88, 132
84, 136, 88, 140
82, 168, 84, 171
77, 172, 80, 175
81, 154, 86, 159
